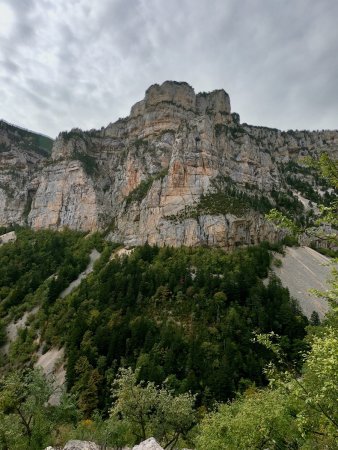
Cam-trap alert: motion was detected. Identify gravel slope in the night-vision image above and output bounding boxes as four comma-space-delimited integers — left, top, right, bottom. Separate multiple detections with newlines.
273, 246, 332, 319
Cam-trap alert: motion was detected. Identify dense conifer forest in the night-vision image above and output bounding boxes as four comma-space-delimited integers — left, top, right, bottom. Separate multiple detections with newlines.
0, 228, 310, 448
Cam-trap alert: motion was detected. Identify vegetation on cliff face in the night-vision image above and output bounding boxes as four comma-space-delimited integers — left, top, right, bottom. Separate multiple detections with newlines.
0, 120, 53, 156
196, 154, 338, 449
125, 168, 168, 205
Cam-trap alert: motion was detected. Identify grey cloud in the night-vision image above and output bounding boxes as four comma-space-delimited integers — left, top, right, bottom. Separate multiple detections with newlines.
1, 59, 20, 74
0, 0, 338, 137
15, 83, 50, 109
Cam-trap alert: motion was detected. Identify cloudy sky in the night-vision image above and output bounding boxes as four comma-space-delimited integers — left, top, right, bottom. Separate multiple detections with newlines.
0, 0, 337, 137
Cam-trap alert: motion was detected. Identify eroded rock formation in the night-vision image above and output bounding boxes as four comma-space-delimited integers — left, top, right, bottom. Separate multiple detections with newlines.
1, 82, 337, 249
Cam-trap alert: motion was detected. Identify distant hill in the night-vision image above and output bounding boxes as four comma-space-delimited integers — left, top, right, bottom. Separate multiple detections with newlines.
0, 119, 53, 157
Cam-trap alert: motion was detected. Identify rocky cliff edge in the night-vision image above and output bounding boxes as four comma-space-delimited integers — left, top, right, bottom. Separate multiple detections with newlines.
1, 81, 337, 250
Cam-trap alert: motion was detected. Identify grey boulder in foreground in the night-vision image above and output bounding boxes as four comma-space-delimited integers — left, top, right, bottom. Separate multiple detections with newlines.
45, 441, 99, 450
63, 441, 99, 450
45, 437, 165, 450
132, 437, 164, 449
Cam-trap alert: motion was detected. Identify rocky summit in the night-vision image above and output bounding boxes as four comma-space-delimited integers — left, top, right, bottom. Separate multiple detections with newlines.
1, 81, 337, 249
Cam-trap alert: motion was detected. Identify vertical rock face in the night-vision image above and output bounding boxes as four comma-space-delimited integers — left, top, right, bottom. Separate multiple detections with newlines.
0, 81, 337, 249
0, 120, 52, 226
28, 161, 99, 230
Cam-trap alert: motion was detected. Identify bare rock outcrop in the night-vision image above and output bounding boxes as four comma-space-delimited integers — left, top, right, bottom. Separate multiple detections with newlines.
45, 437, 163, 450
28, 161, 99, 231
0, 120, 51, 226
132, 437, 164, 450
63, 441, 99, 450
1, 81, 337, 250
0, 230, 16, 245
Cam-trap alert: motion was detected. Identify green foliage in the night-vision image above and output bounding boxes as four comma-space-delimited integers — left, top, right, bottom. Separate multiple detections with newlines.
270, 189, 305, 220
273, 257, 282, 267
313, 246, 338, 258
63, 413, 134, 449
71, 356, 102, 417
305, 153, 338, 189
197, 153, 338, 449
73, 152, 97, 176
197, 326, 338, 449
196, 388, 300, 450
110, 367, 195, 448
125, 169, 168, 205
0, 228, 101, 321
267, 156, 338, 244
0, 368, 78, 450
22, 195, 33, 221
281, 233, 300, 247
281, 158, 338, 208
133, 138, 149, 150
286, 174, 324, 204
310, 310, 320, 326
0, 120, 53, 156
198, 190, 250, 216
0, 143, 11, 153
169, 176, 274, 221
295, 326, 338, 441
40, 242, 307, 415
125, 178, 154, 205
0, 320, 6, 347
214, 123, 246, 139
265, 208, 299, 235
8, 326, 38, 367
60, 129, 84, 142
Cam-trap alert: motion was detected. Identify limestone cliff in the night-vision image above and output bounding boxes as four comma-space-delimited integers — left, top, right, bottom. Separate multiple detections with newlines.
0, 82, 337, 249
0, 120, 52, 226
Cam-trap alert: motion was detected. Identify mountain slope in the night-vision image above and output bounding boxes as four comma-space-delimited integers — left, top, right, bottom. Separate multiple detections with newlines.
0, 120, 53, 226
272, 246, 332, 318
0, 229, 308, 417
0, 81, 337, 249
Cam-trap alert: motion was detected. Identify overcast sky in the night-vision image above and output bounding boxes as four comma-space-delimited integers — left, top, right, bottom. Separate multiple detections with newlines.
0, 0, 337, 138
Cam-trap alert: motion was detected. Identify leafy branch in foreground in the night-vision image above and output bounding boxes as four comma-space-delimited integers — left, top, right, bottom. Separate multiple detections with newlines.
265, 208, 300, 236
196, 326, 338, 450
0, 368, 78, 450
109, 368, 196, 449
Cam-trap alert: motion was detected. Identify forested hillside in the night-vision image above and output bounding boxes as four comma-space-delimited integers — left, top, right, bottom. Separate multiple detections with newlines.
0, 228, 310, 448
44, 241, 308, 414
1, 150, 336, 448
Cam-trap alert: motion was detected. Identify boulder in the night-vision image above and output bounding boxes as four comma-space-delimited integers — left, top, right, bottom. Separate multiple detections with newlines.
132, 437, 164, 450
63, 440, 99, 450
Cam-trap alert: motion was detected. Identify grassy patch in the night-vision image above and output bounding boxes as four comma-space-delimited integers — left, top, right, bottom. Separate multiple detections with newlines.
125, 169, 168, 205
73, 152, 97, 176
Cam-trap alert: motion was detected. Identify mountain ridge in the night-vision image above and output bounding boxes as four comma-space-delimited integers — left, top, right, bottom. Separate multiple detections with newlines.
0, 81, 337, 249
